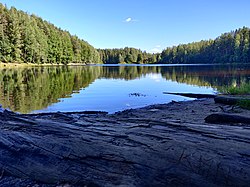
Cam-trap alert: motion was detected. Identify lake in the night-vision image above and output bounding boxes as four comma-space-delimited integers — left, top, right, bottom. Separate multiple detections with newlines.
0, 64, 250, 114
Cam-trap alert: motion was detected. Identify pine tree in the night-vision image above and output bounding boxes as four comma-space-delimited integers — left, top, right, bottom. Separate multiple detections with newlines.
8, 7, 22, 62
136, 53, 143, 64
0, 4, 12, 62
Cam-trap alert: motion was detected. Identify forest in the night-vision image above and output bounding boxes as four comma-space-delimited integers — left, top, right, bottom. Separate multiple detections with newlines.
98, 47, 160, 64
0, 3, 100, 64
0, 3, 249, 65
160, 27, 250, 64
100, 27, 250, 64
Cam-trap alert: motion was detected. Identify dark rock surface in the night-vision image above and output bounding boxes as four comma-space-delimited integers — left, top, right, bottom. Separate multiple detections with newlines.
214, 95, 250, 105
205, 113, 250, 124
0, 99, 250, 186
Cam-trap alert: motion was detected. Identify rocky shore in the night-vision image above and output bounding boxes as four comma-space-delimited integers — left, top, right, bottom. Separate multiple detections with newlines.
1, 98, 250, 186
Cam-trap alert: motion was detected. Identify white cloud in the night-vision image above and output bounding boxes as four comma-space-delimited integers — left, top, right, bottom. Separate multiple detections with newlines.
149, 45, 162, 53
150, 48, 162, 54
125, 17, 132, 22
124, 17, 138, 23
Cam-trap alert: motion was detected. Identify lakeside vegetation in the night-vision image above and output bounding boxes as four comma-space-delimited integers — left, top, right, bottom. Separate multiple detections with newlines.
238, 99, 250, 109
220, 83, 250, 95
219, 81, 250, 109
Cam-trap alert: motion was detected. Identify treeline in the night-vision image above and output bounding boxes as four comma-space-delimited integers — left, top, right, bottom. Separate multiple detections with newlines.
0, 3, 100, 64
99, 27, 250, 64
98, 47, 160, 64
160, 27, 250, 64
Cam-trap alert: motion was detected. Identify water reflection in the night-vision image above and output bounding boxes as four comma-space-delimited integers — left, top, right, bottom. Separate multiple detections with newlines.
0, 64, 249, 113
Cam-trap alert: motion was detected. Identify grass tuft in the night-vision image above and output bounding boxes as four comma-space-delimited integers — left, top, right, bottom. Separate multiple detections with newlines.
220, 83, 250, 95
237, 99, 250, 110
220, 83, 250, 110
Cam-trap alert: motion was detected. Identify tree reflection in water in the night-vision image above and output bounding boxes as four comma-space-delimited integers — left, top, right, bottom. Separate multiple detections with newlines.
0, 64, 249, 113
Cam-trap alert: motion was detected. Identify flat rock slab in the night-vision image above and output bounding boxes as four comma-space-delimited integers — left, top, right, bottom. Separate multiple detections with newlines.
1, 99, 250, 186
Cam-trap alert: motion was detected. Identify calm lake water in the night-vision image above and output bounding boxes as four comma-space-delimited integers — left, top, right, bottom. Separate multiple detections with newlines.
1, 64, 250, 114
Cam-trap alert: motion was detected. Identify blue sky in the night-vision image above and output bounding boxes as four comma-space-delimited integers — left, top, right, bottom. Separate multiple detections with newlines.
1, 0, 250, 53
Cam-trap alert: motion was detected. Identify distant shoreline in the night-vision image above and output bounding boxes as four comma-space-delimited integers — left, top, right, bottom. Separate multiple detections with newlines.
0, 62, 88, 68
2, 62, 250, 69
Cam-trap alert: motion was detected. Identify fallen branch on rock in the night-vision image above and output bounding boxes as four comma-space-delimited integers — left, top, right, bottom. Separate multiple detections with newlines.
163, 92, 216, 98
